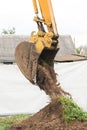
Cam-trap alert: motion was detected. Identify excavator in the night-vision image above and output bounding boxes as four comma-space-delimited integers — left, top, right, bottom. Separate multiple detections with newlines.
15, 0, 67, 99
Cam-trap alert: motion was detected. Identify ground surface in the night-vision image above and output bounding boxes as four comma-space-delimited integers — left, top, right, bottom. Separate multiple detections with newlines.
8, 100, 87, 130
0, 114, 30, 130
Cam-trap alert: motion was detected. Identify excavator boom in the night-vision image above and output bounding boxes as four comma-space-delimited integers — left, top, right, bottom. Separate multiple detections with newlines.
32, 0, 58, 35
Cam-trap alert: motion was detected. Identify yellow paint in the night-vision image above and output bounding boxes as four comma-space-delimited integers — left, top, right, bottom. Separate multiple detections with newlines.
35, 39, 44, 53
32, 0, 38, 14
29, 0, 59, 54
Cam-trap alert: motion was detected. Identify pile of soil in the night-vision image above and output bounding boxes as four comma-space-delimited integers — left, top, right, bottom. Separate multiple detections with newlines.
8, 100, 87, 130
8, 58, 87, 130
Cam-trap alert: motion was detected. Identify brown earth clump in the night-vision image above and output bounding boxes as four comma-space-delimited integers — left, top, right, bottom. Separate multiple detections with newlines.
8, 59, 87, 130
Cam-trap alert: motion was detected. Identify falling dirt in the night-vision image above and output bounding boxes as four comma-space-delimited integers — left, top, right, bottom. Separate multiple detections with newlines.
8, 55, 87, 130
36, 64, 70, 100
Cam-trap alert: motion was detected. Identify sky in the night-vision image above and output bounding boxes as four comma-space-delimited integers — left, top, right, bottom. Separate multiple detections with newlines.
0, 0, 87, 47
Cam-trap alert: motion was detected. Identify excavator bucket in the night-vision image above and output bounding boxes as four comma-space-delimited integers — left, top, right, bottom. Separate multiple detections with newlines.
15, 41, 59, 85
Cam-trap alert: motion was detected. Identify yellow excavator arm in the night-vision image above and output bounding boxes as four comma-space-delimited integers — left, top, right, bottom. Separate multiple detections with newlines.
28, 0, 59, 54
32, 0, 58, 35
15, 0, 59, 84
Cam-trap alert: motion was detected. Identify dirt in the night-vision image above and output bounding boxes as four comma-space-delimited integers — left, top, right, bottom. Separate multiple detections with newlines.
8, 57, 87, 130
36, 65, 67, 100
8, 100, 87, 130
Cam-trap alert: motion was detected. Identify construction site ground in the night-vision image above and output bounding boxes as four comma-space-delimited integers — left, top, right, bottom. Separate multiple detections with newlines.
8, 100, 87, 130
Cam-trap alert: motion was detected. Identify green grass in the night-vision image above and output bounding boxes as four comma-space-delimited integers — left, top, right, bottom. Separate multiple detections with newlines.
58, 97, 87, 122
0, 114, 31, 130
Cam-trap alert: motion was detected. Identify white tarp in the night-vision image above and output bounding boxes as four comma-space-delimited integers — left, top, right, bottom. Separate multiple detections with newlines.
0, 60, 87, 115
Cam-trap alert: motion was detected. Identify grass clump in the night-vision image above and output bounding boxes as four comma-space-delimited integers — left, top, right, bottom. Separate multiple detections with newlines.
58, 97, 87, 122
0, 114, 31, 130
